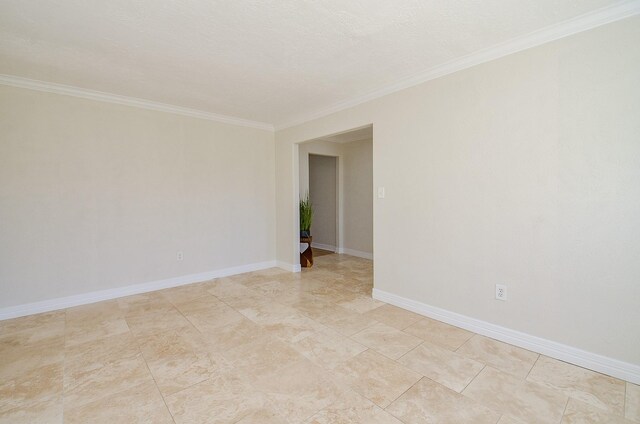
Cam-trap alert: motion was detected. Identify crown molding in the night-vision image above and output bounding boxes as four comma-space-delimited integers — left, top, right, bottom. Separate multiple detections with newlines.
275, 1, 640, 130
0, 74, 274, 131
2, 1, 638, 132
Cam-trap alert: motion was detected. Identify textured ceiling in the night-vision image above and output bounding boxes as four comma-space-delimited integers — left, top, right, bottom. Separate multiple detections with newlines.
0, 0, 629, 127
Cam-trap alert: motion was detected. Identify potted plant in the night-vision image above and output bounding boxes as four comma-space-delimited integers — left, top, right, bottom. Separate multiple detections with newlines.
300, 192, 313, 238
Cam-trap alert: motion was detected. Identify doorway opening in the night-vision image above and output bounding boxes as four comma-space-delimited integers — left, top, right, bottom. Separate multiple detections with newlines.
296, 124, 373, 268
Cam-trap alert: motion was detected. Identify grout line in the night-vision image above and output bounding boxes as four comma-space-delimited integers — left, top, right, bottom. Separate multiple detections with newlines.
395, 340, 424, 362
524, 354, 542, 381
454, 333, 476, 353
623, 382, 627, 420
61, 309, 68, 422
398, 316, 422, 331
460, 364, 486, 394
132, 330, 179, 424
383, 376, 424, 413
559, 396, 570, 423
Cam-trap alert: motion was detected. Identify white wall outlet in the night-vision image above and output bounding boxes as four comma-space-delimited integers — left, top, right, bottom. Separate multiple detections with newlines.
377, 187, 385, 198
177, 251, 184, 261
495, 284, 507, 301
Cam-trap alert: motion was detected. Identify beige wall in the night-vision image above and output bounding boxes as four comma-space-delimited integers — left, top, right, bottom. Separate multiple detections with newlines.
343, 139, 373, 255
276, 17, 640, 364
308, 154, 337, 247
0, 85, 275, 308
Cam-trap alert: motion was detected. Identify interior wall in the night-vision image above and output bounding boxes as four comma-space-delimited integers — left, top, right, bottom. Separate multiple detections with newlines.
276, 16, 640, 365
308, 154, 337, 248
343, 139, 373, 255
0, 85, 275, 308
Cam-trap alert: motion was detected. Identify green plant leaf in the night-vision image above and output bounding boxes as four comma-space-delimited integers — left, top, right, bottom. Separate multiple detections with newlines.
299, 191, 313, 232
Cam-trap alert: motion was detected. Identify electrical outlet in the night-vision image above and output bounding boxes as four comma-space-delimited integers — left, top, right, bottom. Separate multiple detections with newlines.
495, 284, 507, 301
177, 251, 184, 261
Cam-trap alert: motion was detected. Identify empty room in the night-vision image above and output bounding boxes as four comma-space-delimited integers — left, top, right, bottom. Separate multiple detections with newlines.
1, 1, 639, 423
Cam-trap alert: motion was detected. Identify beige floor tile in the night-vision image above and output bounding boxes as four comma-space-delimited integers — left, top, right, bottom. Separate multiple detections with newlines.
223, 334, 305, 379
117, 291, 174, 316
317, 309, 377, 336
235, 410, 292, 424
253, 358, 347, 423
303, 270, 345, 284
63, 333, 154, 408
171, 293, 226, 314
331, 349, 421, 408
278, 288, 326, 306
231, 268, 291, 287
562, 398, 634, 424
387, 377, 500, 424
63, 331, 138, 366
350, 322, 422, 360
362, 304, 422, 330
291, 327, 368, 370
137, 326, 231, 396
207, 277, 261, 300
305, 284, 358, 304
456, 335, 539, 379
527, 356, 625, 415
65, 300, 124, 324
0, 315, 65, 351
64, 317, 130, 347
64, 382, 174, 424
463, 366, 568, 424
165, 369, 275, 424
627, 383, 640, 422
124, 305, 193, 338
64, 354, 153, 408
293, 298, 377, 336
497, 416, 526, 424
338, 295, 385, 313
291, 296, 345, 320
0, 362, 62, 414
159, 281, 214, 305
397, 341, 484, 392
329, 276, 370, 291
403, 317, 474, 350
306, 390, 403, 424
222, 293, 276, 314
183, 302, 246, 335
0, 311, 65, 337
233, 301, 324, 344
0, 339, 64, 382
244, 279, 289, 297
0, 398, 62, 424
198, 317, 266, 353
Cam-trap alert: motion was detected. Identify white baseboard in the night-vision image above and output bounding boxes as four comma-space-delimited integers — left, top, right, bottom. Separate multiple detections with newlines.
0, 261, 277, 321
277, 261, 301, 273
311, 242, 336, 252
372, 288, 640, 385
337, 247, 373, 260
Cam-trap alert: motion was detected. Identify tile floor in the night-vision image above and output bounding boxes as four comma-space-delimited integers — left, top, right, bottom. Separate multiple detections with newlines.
1, 253, 638, 423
